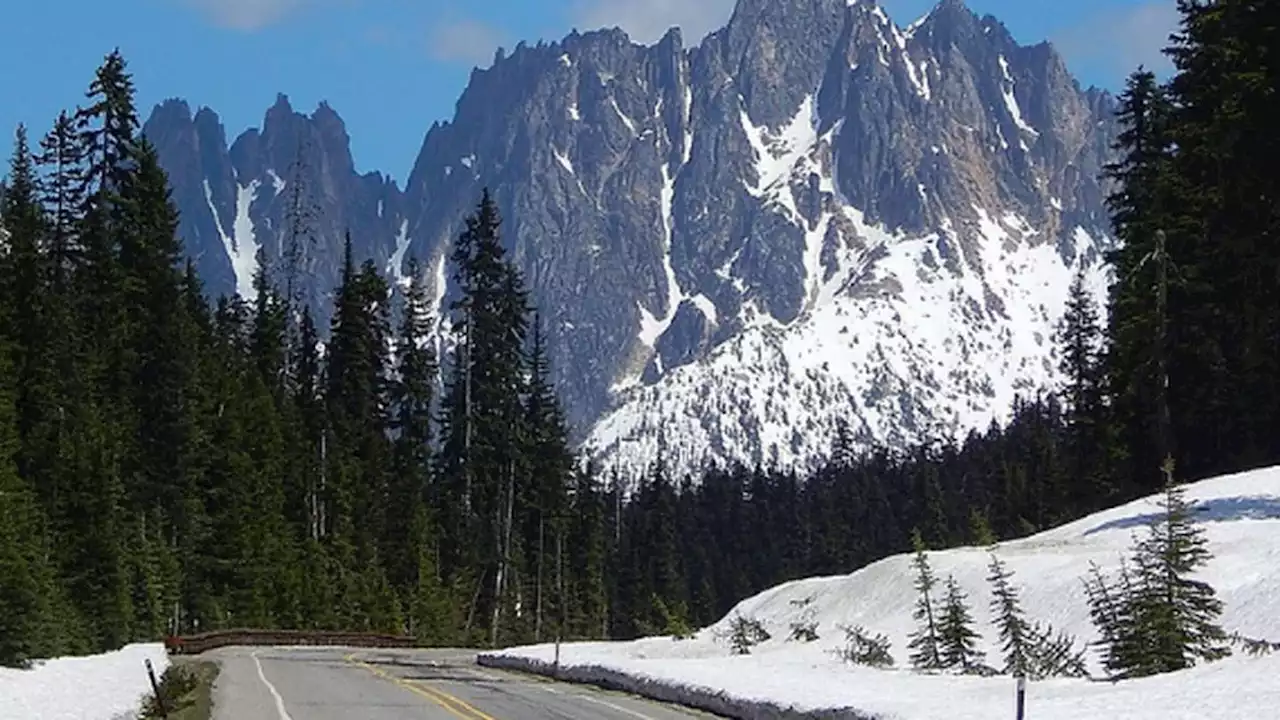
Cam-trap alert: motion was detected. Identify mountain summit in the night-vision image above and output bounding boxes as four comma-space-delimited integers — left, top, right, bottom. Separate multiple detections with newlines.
145, 0, 1118, 475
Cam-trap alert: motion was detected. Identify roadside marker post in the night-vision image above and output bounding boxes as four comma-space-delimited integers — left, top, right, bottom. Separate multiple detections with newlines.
146, 658, 169, 718
1015, 674, 1026, 720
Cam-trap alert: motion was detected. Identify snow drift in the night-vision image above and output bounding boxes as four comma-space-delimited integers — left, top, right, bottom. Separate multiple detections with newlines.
0, 643, 170, 720
483, 465, 1280, 719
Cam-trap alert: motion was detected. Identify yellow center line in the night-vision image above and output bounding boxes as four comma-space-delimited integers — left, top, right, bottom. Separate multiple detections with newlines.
343, 652, 500, 720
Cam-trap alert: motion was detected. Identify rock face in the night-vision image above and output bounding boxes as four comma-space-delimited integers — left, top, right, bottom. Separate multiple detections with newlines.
143, 94, 409, 329
145, 0, 1119, 476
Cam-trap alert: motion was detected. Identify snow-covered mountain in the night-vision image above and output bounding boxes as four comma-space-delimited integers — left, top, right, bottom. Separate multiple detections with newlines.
489, 465, 1280, 720
145, 0, 1118, 477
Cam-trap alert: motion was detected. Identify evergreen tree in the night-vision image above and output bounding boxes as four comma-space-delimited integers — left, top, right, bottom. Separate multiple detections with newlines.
520, 314, 573, 641
906, 530, 943, 670
937, 575, 985, 673
434, 189, 531, 646
986, 554, 1031, 677
1104, 68, 1177, 495
1090, 458, 1230, 678
387, 259, 437, 603
1057, 264, 1110, 515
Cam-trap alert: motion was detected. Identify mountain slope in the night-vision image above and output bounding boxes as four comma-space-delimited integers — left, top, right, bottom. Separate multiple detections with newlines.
146, 0, 1118, 476
489, 464, 1280, 719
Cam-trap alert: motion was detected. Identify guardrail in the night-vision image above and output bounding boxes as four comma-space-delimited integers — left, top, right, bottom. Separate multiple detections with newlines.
165, 629, 418, 655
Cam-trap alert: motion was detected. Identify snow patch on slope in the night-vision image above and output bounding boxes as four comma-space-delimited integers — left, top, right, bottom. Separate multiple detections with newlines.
492, 466, 1280, 720
590, 207, 1107, 475
387, 219, 411, 288
0, 643, 170, 720
998, 56, 1038, 139
204, 179, 261, 302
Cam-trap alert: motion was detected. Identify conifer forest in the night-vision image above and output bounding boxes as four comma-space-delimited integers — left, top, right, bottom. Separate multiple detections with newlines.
0, 0, 1277, 674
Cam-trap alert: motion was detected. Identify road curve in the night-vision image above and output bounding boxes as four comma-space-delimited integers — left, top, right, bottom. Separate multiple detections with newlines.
202, 645, 717, 720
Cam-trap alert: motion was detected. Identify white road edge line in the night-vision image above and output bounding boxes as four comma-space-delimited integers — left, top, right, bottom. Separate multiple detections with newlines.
574, 692, 660, 720
252, 650, 296, 720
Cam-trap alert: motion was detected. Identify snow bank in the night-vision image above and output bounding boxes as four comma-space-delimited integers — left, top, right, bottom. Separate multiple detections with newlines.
0, 643, 170, 720
477, 652, 881, 719
487, 465, 1280, 719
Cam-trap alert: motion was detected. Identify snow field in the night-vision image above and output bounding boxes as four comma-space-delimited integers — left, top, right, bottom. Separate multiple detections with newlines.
486, 465, 1280, 719
0, 643, 170, 720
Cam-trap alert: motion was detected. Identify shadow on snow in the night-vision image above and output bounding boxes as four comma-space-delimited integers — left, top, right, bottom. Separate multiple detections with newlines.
1083, 495, 1280, 536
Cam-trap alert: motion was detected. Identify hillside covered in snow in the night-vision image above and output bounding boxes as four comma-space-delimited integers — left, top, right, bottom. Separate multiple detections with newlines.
489, 465, 1280, 719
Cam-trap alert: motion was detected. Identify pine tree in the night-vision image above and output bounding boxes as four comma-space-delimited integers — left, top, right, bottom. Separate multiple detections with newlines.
906, 530, 943, 670
937, 575, 985, 673
387, 259, 437, 602
521, 314, 573, 642
1103, 68, 1177, 496
1057, 264, 1110, 515
434, 189, 531, 646
986, 554, 1031, 677
35, 111, 84, 291
0, 138, 74, 660
1092, 458, 1230, 678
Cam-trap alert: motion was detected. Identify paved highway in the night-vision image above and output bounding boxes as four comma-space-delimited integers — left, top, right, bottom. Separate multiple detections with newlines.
204, 645, 716, 719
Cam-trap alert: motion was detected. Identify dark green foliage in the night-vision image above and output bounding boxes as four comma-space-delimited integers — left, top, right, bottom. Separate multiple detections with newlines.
906, 531, 943, 670
6, 3, 1276, 666
986, 554, 1032, 677
835, 624, 894, 668
987, 554, 1088, 680
1085, 459, 1230, 678
726, 615, 770, 655
1025, 622, 1089, 679
937, 576, 985, 674
1104, 0, 1280, 490
1057, 266, 1112, 516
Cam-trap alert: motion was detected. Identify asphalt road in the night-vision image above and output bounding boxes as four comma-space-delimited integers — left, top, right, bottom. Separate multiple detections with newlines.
204, 645, 717, 720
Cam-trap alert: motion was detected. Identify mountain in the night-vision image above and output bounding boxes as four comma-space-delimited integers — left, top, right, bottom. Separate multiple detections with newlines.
143, 0, 1118, 476
142, 94, 410, 330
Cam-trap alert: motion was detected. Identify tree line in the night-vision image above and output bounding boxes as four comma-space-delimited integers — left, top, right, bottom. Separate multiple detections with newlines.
0, 50, 584, 665
1, 0, 1276, 675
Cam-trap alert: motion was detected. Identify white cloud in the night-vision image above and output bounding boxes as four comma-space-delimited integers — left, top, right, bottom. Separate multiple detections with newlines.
569, 0, 736, 46
184, 0, 304, 31
1054, 2, 1179, 83
427, 19, 508, 67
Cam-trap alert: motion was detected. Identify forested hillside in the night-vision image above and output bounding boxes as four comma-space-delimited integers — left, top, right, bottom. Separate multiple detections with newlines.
1, 0, 1277, 668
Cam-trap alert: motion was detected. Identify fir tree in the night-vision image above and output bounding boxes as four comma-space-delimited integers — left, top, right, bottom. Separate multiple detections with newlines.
986, 554, 1031, 677
937, 575, 985, 673
906, 530, 943, 670
1091, 458, 1230, 678
1057, 264, 1109, 515
387, 259, 437, 602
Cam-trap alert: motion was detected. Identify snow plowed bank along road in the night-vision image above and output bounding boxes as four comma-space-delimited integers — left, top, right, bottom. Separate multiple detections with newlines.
489, 465, 1280, 720
206, 646, 713, 720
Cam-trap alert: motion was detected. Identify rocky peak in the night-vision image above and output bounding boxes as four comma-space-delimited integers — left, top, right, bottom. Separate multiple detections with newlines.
145, 96, 408, 326
150, 0, 1119, 476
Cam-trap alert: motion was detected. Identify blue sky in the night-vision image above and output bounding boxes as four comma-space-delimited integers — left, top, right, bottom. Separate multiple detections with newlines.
1, 0, 1177, 183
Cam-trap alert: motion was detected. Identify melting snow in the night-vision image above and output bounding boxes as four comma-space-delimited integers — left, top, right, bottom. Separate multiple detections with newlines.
998, 56, 1039, 139
589, 204, 1108, 475
494, 465, 1280, 720
267, 169, 286, 195
636, 163, 683, 349
554, 148, 575, 175
739, 95, 819, 220
610, 96, 638, 137
387, 219, 411, 288
0, 643, 170, 720
204, 179, 261, 301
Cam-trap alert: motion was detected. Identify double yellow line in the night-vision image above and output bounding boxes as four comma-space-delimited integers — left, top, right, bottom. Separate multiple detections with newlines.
344, 652, 499, 720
